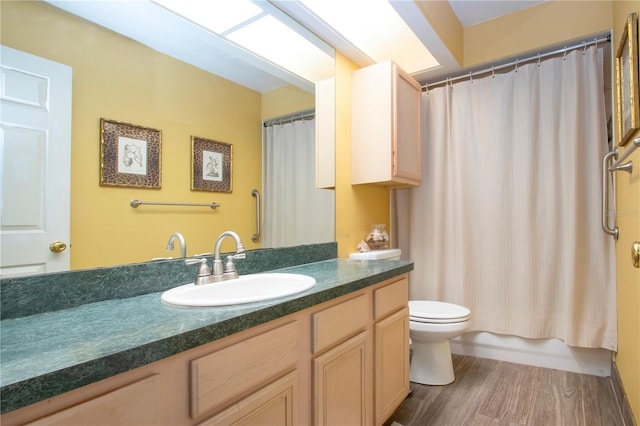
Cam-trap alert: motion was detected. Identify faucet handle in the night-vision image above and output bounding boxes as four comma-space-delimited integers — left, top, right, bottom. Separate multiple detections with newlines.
185, 257, 211, 277
222, 255, 240, 280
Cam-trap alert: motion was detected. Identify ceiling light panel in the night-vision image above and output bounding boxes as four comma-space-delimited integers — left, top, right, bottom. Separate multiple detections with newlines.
226, 15, 335, 83
152, 0, 262, 34
299, 0, 439, 74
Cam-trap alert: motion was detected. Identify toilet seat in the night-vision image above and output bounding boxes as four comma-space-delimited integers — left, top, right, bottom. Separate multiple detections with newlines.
409, 300, 471, 324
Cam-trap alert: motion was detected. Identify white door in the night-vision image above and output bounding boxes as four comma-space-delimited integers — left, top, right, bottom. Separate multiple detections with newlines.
1, 46, 72, 277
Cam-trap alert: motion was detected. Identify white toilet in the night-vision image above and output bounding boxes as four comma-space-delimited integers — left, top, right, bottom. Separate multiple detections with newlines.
349, 248, 471, 386
409, 300, 470, 385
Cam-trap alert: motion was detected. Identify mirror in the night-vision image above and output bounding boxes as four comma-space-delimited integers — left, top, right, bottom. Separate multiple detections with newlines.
0, 0, 335, 277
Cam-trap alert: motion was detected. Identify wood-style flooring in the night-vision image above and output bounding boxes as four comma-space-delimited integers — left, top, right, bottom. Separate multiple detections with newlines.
391, 354, 626, 426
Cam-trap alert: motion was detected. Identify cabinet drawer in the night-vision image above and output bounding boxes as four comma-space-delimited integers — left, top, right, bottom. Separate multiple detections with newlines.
26, 375, 159, 426
312, 294, 369, 354
374, 277, 408, 320
191, 321, 299, 418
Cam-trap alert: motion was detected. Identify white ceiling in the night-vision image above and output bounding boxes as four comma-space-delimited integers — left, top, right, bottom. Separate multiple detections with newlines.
44, 1, 547, 93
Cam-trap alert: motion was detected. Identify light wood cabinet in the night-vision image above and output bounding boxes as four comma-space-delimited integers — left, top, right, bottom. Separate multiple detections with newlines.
311, 294, 373, 425
190, 321, 299, 418
351, 60, 422, 187
373, 277, 410, 425
315, 77, 335, 189
375, 307, 410, 425
4, 274, 410, 426
313, 331, 370, 425
25, 375, 160, 426
198, 371, 298, 426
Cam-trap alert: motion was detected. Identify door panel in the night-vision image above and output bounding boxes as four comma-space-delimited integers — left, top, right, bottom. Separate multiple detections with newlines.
0, 46, 72, 277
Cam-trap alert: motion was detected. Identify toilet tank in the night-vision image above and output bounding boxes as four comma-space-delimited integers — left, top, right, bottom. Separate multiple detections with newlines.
349, 248, 401, 260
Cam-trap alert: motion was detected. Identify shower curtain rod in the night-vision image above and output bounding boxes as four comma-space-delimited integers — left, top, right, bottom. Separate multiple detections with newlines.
263, 109, 315, 127
424, 35, 611, 89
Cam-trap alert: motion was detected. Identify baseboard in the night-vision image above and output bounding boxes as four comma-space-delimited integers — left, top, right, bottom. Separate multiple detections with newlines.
611, 360, 637, 426
450, 331, 612, 377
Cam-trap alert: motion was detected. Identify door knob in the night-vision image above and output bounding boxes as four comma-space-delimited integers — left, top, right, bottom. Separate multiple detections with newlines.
632, 242, 640, 268
49, 241, 67, 253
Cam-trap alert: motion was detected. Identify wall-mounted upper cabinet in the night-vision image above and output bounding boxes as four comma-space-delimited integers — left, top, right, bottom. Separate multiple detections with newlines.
351, 60, 422, 187
316, 77, 336, 189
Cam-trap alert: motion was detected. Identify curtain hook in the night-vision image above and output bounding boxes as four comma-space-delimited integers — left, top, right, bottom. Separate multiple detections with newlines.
491, 65, 495, 79
583, 43, 588, 55
514, 59, 518, 73
563, 48, 567, 61
537, 53, 541, 68
595, 38, 599, 49
469, 71, 473, 84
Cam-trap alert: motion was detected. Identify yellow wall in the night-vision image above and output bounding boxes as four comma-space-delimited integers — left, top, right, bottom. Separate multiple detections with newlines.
414, 0, 464, 65
261, 85, 314, 121
463, 1, 613, 68
334, 53, 390, 258
612, 3, 640, 419
1, 1, 263, 268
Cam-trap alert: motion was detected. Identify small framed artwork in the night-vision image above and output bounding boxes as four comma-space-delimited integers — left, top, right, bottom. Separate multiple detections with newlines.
191, 136, 233, 193
615, 12, 639, 146
100, 118, 162, 188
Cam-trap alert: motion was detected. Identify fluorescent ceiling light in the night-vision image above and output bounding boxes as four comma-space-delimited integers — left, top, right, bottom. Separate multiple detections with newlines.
151, 0, 334, 84
299, 0, 439, 74
227, 15, 334, 83
153, 0, 263, 34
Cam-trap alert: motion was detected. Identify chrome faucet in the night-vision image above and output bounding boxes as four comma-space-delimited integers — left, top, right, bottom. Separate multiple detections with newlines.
166, 232, 187, 258
185, 231, 246, 285
212, 231, 246, 278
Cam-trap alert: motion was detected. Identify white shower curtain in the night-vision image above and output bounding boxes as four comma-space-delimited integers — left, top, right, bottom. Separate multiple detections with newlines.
397, 46, 617, 350
263, 118, 335, 248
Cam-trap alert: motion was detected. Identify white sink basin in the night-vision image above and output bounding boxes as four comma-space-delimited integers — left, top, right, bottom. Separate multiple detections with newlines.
161, 273, 316, 307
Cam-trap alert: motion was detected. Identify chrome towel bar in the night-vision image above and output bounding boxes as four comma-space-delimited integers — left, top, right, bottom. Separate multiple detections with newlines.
130, 199, 220, 209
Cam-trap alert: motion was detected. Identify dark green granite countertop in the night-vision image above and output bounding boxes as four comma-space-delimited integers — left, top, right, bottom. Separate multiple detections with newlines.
0, 258, 412, 414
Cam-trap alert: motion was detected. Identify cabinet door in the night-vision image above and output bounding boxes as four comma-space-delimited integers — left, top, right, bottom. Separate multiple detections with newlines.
313, 331, 370, 425
199, 371, 298, 426
375, 307, 410, 425
393, 69, 421, 183
315, 77, 336, 189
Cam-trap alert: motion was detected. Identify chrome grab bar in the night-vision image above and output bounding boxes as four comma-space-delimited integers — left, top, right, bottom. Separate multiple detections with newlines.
609, 137, 640, 173
602, 150, 619, 239
251, 189, 261, 242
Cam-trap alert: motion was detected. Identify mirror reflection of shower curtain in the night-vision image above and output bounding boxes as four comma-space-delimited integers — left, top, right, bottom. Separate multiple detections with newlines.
397, 45, 617, 350
263, 118, 335, 248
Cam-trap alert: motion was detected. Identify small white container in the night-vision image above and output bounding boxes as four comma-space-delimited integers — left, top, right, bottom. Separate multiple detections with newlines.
349, 248, 401, 260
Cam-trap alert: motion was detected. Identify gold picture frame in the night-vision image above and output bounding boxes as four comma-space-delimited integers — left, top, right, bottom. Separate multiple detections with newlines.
615, 12, 639, 146
100, 118, 162, 188
191, 136, 233, 193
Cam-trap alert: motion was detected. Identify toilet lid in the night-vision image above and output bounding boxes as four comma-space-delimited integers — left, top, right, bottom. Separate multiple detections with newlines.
409, 300, 471, 323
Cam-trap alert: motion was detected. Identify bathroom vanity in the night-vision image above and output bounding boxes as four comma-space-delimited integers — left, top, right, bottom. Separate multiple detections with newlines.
0, 245, 412, 425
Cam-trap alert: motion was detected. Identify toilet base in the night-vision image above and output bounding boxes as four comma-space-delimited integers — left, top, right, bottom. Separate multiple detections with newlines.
409, 340, 455, 385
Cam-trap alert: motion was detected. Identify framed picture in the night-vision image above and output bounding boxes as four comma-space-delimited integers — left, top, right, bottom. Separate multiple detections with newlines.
191, 136, 233, 192
100, 118, 162, 188
615, 12, 639, 146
